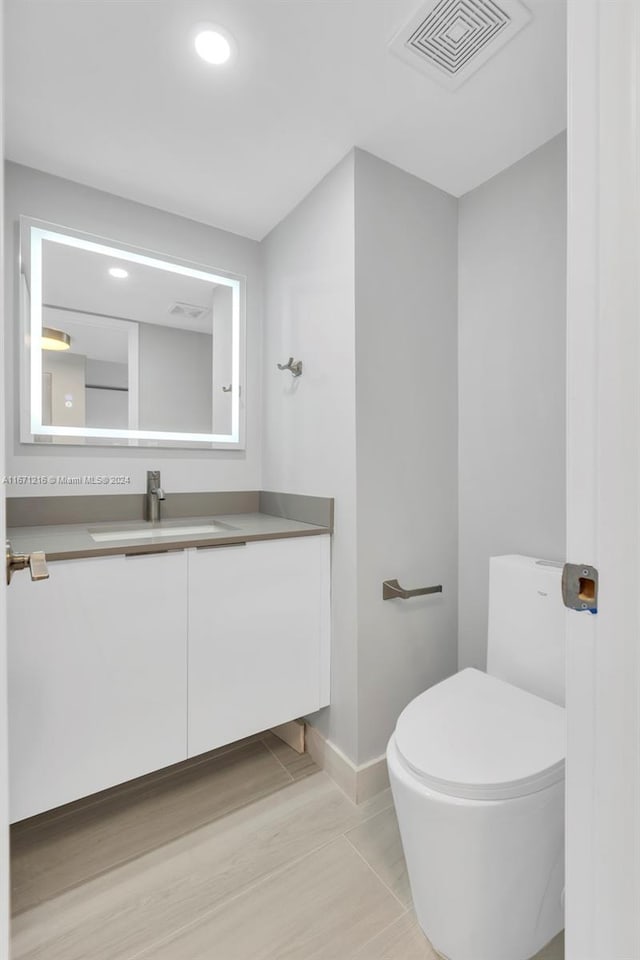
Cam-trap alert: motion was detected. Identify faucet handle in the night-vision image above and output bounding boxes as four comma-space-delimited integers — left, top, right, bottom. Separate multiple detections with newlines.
145, 470, 165, 522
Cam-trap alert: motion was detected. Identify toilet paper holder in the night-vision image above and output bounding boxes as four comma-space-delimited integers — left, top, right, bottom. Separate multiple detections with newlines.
382, 579, 443, 600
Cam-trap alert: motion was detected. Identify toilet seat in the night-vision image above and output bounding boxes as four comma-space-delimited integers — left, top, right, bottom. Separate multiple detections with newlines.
394, 667, 565, 801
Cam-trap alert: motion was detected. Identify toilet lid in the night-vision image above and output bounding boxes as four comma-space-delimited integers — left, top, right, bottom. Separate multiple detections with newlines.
394, 668, 565, 801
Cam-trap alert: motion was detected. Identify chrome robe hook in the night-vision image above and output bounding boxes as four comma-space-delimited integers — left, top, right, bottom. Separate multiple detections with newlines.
277, 357, 303, 377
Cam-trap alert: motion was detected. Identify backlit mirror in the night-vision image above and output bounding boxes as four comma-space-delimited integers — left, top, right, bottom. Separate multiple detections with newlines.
20, 218, 245, 448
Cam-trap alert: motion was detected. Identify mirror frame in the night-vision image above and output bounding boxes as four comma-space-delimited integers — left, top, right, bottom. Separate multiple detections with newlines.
20, 216, 246, 449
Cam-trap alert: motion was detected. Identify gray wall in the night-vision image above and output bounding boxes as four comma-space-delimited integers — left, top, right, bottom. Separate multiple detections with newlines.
5, 161, 262, 496
354, 150, 459, 763
458, 133, 567, 670
262, 154, 359, 761
138, 324, 212, 434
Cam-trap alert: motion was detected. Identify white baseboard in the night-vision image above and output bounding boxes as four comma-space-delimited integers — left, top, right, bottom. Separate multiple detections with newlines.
305, 724, 389, 804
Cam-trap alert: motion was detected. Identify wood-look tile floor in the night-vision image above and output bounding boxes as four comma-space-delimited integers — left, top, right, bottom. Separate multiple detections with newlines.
10, 732, 565, 960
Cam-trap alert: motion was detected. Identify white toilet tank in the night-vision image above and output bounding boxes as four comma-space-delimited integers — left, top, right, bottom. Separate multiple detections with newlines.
486, 555, 565, 707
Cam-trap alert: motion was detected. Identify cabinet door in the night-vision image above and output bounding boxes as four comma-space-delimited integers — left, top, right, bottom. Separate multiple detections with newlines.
8, 551, 187, 822
188, 536, 330, 757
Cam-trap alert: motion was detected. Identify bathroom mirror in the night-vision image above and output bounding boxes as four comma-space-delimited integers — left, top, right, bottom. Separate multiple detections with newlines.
19, 217, 245, 448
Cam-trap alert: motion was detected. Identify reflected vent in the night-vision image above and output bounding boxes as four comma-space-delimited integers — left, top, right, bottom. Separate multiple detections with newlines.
390, 0, 532, 90
168, 301, 210, 321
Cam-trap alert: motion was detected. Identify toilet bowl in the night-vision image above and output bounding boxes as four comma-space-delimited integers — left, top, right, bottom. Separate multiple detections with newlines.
388, 556, 566, 960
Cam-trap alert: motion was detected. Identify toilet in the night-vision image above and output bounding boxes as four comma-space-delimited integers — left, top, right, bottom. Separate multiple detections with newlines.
387, 555, 566, 960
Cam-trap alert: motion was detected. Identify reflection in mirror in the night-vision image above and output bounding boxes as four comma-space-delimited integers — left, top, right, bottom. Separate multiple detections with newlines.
22, 219, 244, 448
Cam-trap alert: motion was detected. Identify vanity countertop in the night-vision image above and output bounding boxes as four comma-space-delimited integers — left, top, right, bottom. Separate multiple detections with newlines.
6, 512, 330, 562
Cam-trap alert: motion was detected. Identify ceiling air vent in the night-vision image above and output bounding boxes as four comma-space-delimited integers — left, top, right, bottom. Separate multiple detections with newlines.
168, 301, 210, 322
390, 0, 532, 91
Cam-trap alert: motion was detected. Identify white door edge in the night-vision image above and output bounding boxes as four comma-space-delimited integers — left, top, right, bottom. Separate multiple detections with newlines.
0, 0, 10, 953
566, 2, 640, 957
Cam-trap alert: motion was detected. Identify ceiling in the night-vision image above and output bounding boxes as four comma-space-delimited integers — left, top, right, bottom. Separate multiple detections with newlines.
5, 0, 566, 241
42, 241, 217, 334
42, 309, 132, 366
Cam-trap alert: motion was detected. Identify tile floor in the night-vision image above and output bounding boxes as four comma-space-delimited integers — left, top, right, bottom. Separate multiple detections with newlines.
10, 732, 564, 960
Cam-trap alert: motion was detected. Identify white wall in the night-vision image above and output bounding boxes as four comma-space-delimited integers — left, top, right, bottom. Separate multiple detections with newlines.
354, 150, 459, 764
85, 359, 128, 431
262, 154, 359, 761
85, 359, 128, 389
138, 324, 212, 434
458, 133, 567, 670
42, 351, 86, 432
4, 162, 262, 496
262, 150, 460, 766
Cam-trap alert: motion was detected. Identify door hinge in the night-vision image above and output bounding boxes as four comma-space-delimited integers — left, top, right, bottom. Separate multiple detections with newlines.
562, 563, 598, 614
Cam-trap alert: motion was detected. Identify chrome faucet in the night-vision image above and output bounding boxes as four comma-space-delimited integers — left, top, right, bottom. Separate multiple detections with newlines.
146, 470, 166, 524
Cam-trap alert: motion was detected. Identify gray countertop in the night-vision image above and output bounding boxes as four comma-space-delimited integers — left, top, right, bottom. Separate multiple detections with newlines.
7, 512, 330, 562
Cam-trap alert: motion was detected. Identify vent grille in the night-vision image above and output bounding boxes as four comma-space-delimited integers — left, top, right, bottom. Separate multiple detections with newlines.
390, 0, 532, 90
407, 0, 510, 75
168, 301, 210, 321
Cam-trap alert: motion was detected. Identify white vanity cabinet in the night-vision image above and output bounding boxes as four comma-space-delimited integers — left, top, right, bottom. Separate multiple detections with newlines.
187, 536, 330, 756
8, 551, 188, 822
8, 530, 331, 822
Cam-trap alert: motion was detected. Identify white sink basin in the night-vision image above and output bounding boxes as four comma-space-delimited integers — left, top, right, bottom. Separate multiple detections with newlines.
89, 521, 236, 543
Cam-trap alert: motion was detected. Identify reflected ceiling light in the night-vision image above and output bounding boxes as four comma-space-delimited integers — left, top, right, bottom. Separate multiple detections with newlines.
41, 327, 71, 351
194, 27, 234, 65
108, 266, 129, 279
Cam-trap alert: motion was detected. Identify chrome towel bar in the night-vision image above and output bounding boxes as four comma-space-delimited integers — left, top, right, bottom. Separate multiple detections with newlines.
382, 578, 443, 601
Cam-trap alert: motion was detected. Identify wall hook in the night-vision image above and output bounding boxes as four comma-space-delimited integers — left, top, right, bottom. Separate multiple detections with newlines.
277, 357, 303, 378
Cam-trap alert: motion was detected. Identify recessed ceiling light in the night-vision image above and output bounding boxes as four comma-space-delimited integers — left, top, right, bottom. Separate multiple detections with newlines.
108, 266, 128, 279
194, 27, 234, 65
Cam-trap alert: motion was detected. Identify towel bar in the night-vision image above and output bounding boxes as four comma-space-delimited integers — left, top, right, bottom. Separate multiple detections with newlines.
382, 579, 443, 600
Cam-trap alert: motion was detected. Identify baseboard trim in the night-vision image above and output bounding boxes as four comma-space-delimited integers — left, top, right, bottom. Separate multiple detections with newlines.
304, 725, 389, 804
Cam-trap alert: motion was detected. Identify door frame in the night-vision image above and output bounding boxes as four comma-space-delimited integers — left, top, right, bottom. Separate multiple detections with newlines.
566, 2, 640, 957
0, 0, 10, 955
